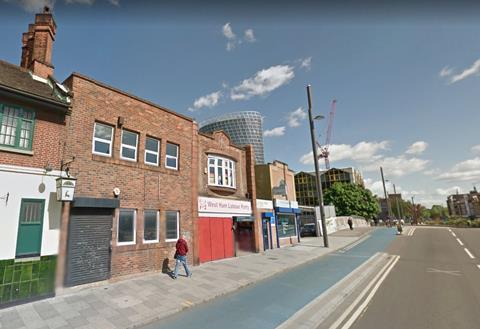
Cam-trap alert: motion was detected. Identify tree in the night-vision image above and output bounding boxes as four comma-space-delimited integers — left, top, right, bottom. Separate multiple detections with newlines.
430, 205, 449, 220
324, 182, 380, 219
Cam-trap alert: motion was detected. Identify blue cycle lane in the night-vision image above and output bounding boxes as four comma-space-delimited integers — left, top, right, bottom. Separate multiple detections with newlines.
144, 228, 396, 329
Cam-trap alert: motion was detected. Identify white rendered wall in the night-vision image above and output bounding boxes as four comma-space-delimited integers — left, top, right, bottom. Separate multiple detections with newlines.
0, 164, 63, 260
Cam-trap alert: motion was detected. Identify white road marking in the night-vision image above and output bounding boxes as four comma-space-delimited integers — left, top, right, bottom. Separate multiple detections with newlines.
452, 232, 457, 237
408, 228, 416, 236
426, 268, 461, 276
339, 256, 400, 329
477, 265, 480, 270
448, 228, 452, 232
464, 248, 475, 259
456, 238, 464, 246
329, 255, 400, 329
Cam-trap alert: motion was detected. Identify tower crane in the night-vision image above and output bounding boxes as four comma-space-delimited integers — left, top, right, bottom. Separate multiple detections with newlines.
316, 99, 337, 169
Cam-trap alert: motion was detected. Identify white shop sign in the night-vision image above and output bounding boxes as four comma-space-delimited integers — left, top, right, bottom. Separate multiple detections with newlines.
198, 196, 251, 214
256, 199, 273, 209
290, 201, 299, 209
274, 199, 290, 208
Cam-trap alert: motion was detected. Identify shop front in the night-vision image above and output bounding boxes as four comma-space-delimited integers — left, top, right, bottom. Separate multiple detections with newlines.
257, 199, 276, 250
198, 196, 252, 263
274, 200, 301, 247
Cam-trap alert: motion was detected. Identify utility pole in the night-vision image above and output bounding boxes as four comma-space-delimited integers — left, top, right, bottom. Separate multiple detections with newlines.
307, 85, 329, 248
393, 183, 402, 219
380, 167, 391, 219
411, 196, 416, 224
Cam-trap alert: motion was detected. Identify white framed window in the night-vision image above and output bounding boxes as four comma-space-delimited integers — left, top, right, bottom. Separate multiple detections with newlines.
120, 130, 138, 161
143, 210, 159, 243
165, 211, 179, 242
165, 142, 179, 170
207, 155, 236, 188
118, 209, 136, 245
144, 137, 160, 166
92, 122, 114, 156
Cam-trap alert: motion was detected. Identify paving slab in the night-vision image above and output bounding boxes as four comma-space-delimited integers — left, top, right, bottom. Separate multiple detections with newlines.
0, 228, 373, 329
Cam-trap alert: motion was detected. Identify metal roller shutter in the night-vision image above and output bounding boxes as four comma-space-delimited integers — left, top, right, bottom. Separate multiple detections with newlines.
65, 208, 113, 286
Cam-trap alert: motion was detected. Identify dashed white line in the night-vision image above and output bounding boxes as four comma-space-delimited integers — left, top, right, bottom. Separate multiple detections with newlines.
477, 265, 480, 270
407, 228, 416, 236
456, 238, 464, 246
464, 248, 475, 259
451, 232, 457, 237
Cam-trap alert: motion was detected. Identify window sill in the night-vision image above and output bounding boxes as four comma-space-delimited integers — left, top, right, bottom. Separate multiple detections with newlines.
0, 145, 33, 156
143, 240, 159, 244
165, 239, 177, 243
116, 241, 136, 246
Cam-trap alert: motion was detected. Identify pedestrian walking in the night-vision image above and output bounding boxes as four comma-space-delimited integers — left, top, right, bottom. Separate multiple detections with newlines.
173, 234, 192, 279
347, 217, 353, 230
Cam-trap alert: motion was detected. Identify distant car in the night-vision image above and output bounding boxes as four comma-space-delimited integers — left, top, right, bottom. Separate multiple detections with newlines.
300, 223, 316, 237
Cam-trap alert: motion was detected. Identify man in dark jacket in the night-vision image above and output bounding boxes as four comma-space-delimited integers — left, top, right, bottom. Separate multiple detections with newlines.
173, 234, 192, 279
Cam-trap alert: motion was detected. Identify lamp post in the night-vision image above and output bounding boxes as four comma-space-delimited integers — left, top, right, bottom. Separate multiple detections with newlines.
380, 167, 391, 220
306, 85, 329, 248
411, 196, 416, 224
386, 179, 402, 220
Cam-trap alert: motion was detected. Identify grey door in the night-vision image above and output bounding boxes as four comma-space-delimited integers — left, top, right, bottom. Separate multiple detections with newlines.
65, 208, 113, 286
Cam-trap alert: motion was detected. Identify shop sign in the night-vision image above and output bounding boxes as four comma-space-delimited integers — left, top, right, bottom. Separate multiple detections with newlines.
274, 199, 290, 208
256, 199, 273, 209
198, 196, 251, 214
56, 177, 76, 201
290, 201, 299, 209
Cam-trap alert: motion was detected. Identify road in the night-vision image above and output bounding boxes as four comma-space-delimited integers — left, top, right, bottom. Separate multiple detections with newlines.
349, 227, 480, 329
142, 228, 395, 329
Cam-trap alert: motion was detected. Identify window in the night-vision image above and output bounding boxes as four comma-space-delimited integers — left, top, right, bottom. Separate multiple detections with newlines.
207, 155, 236, 188
0, 104, 35, 150
277, 214, 297, 238
145, 137, 160, 166
92, 122, 113, 156
165, 142, 179, 170
120, 130, 138, 161
165, 211, 179, 241
118, 209, 136, 245
143, 210, 159, 243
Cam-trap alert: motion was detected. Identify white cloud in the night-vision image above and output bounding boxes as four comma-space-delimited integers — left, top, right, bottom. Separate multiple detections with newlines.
450, 59, 480, 84
287, 107, 306, 128
299, 57, 312, 70
363, 156, 429, 177
263, 126, 285, 137
439, 66, 453, 77
222, 22, 235, 40
108, 0, 119, 5
65, 0, 95, 4
424, 168, 441, 176
471, 145, 480, 155
437, 157, 480, 182
244, 29, 256, 43
405, 141, 428, 155
299, 141, 389, 165
230, 65, 295, 101
5, 0, 55, 12
188, 91, 222, 112
435, 186, 463, 196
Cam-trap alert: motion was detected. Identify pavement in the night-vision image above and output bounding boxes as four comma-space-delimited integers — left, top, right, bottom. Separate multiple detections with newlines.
143, 227, 396, 329
349, 226, 480, 329
0, 227, 375, 329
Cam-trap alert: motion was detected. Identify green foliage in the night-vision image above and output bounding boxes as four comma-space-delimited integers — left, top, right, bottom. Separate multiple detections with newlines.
324, 182, 380, 219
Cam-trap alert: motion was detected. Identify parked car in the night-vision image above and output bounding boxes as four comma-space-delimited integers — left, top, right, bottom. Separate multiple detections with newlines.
300, 223, 317, 237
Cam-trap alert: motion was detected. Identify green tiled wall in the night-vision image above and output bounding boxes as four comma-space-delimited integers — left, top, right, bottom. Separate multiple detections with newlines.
0, 256, 56, 306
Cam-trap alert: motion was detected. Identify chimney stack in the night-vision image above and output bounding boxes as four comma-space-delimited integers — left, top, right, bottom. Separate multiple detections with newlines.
20, 6, 56, 79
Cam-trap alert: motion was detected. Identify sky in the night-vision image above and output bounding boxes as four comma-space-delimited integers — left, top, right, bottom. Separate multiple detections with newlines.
1, 0, 480, 207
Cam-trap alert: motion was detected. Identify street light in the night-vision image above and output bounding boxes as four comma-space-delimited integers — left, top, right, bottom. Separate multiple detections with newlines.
306, 85, 329, 248
385, 180, 402, 220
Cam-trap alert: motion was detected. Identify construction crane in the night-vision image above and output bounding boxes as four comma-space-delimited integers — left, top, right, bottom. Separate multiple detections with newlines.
316, 99, 337, 169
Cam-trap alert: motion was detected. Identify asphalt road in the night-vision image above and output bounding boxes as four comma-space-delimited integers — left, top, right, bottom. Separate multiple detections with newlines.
350, 227, 480, 329
143, 228, 395, 329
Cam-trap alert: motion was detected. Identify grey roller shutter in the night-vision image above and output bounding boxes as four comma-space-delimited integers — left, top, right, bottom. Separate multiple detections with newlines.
65, 209, 113, 286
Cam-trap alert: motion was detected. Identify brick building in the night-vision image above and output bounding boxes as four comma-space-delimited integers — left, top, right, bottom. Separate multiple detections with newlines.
0, 7, 71, 306
196, 131, 258, 263
58, 72, 198, 285
255, 161, 300, 248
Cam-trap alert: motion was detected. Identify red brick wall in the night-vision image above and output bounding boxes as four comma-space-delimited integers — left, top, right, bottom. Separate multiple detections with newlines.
0, 95, 66, 170
63, 74, 197, 278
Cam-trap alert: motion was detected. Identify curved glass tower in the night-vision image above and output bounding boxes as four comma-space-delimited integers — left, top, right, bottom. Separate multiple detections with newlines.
199, 111, 265, 164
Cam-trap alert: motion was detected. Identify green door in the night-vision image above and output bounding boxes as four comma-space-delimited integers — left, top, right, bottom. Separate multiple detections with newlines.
16, 199, 45, 257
